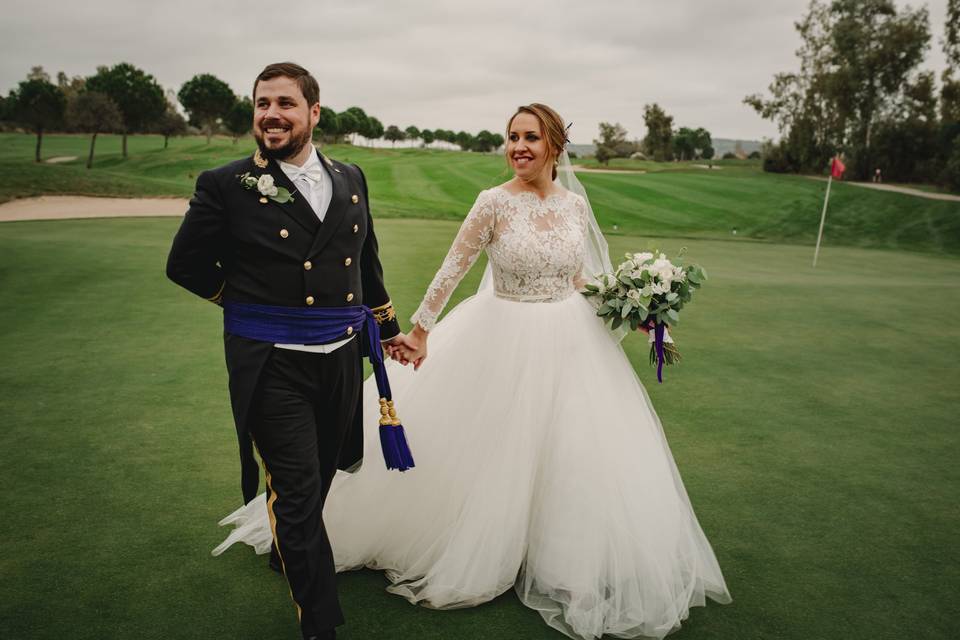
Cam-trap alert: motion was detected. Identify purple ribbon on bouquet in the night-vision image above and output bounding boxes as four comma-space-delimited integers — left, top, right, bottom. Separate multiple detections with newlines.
223, 301, 415, 471
654, 323, 666, 384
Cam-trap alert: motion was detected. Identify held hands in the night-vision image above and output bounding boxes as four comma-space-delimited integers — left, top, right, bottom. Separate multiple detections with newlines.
384, 324, 429, 370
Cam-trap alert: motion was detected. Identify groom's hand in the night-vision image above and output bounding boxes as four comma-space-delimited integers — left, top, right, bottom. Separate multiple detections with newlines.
388, 326, 428, 370
383, 333, 411, 365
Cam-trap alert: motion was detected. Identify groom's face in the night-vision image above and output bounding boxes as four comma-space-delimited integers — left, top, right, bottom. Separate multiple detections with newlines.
253, 76, 321, 161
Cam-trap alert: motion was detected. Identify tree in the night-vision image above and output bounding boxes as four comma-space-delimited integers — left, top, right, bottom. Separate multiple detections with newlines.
223, 96, 253, 144
361, 115, 384, 143
316, 106, 340, 141
642, 104, 674, 161
946, 0, 960, 71
746, 0, 931, 179
27, 66, 50, 82
472, 129, 499, 152
939, 0, 960, 188
676, 129, 696, 160
56, 71, 85, 103
405, 125, 420, 144
178, 73, 235, 143
154, 103, 187, 149
593, 122, 628, 164
86, 63, 166, 158
344, 107, 369, 143
384, 125, 406, 147
337, 110, 360, 143
673, 127, 697, 161
490, 132, 505, 149
595, 145, 612, 165
693, 128, 712, 160
871, 73, 939, 182
454, 130, 474, 151
66, 91, 123, 168
420, 129, 435, 145
8, 76, 65, 162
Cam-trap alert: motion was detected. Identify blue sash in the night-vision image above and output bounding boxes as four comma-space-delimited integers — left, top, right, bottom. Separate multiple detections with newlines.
223, 301, 414, 471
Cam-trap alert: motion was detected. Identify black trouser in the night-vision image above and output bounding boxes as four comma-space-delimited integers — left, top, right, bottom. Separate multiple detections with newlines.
250, 340, 361, 638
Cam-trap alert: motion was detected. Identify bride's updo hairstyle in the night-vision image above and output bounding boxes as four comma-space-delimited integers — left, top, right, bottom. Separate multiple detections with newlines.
506, 103, 567, 181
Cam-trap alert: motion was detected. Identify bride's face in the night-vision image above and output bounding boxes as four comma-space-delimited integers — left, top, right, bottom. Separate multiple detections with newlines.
508, 113, 553, 182
253, 76, 320, 160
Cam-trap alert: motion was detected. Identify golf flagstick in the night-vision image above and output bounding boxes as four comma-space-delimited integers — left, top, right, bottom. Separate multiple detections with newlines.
813, 155, 845, 268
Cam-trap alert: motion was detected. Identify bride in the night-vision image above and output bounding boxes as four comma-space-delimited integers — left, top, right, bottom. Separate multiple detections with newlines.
215, 103, 731, 639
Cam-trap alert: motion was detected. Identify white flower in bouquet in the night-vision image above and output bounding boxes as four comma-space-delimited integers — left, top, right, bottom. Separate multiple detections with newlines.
634, 251, 654, 263
651, 281, 671, 295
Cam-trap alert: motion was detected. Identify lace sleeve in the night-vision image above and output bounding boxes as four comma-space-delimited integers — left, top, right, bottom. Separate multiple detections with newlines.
572, 195, 591, 291
411, 191, 495, 331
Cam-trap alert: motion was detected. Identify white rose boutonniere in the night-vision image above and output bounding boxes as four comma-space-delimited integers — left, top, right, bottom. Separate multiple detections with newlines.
236, 171, 294, 204
256, 174, 279, 197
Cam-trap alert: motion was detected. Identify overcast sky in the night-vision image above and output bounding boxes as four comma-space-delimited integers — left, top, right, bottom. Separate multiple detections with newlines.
2, 0, 951, 143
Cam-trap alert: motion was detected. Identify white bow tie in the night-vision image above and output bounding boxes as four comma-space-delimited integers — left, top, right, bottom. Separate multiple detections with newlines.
290, 165, 325, 184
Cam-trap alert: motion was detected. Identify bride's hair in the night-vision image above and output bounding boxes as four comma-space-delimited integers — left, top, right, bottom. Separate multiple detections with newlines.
506, 103, 567, 180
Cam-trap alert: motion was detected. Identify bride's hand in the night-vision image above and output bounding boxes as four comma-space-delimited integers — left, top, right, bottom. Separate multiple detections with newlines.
404, 324, 429, 370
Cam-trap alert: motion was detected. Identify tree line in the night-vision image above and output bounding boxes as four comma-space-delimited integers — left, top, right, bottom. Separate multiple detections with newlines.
745, 0, 960, 190
592, 103, 718, 165
0, 64, 505, 168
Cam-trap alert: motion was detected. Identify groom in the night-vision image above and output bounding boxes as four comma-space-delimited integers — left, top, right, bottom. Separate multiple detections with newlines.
167, 62, 407, 639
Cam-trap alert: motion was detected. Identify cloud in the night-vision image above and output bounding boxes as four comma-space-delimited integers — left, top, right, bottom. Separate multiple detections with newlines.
1, 0, 950, 142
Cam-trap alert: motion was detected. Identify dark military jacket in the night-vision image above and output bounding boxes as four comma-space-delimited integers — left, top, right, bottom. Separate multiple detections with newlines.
166, 148, 400, 502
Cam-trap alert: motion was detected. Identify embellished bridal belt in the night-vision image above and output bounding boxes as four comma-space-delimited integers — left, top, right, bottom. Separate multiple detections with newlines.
493, 289, 576, 303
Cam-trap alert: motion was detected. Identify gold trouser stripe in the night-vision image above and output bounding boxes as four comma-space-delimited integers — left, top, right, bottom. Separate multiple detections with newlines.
260, 452, 302, 622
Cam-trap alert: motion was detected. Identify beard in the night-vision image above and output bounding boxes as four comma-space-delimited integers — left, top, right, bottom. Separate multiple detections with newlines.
254, 124, 313, 161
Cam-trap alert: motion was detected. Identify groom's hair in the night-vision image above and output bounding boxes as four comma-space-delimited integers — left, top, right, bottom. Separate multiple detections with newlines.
253, 62, 320, 106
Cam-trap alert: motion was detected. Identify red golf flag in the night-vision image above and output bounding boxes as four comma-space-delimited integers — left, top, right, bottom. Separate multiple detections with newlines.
831, 156, 846, 179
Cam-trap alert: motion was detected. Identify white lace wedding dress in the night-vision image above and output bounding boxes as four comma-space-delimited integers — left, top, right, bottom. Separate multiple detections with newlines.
215, 186, 731, 639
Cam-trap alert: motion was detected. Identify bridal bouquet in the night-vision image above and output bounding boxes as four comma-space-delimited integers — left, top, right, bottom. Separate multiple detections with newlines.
582, 250, 707, 382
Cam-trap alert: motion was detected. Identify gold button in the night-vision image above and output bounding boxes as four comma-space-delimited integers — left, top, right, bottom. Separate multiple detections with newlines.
346, 293, 354, 302
304, 261, 312, 270
351, 194, 359, 204
346, 326, 354, 335
280, 228, 289, 238
259, 197, 268, 204
352, 224, 359, 233
305, 296, 314, 306
344, 257, 352, 267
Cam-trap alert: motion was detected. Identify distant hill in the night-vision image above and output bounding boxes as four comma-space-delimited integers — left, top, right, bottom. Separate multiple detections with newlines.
568, 138, 763, 158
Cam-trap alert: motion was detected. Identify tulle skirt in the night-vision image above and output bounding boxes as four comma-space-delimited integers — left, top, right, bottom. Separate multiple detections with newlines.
215, 289, 731, 639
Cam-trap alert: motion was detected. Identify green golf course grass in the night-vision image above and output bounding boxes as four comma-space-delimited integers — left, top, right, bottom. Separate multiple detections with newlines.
1, 212, 958, 639
3, 133, 959, 254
